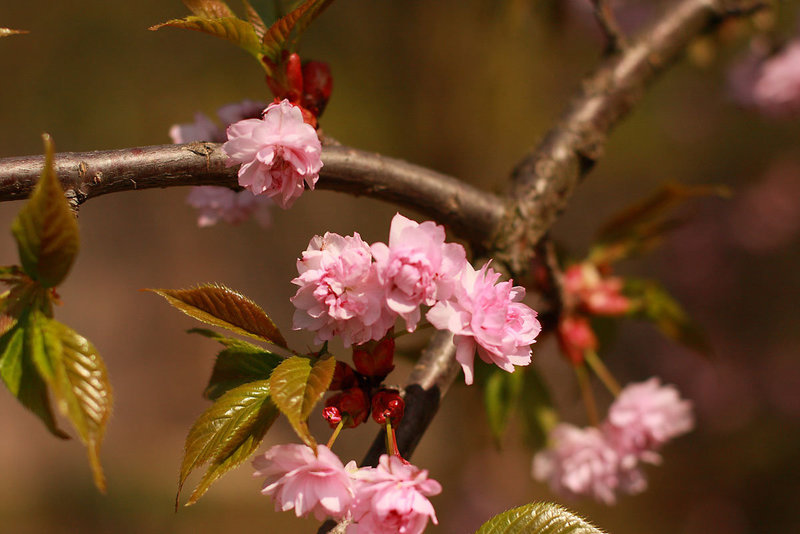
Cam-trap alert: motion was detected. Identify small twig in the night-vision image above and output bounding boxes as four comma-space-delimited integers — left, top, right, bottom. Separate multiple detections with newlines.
590, 0, 628, 53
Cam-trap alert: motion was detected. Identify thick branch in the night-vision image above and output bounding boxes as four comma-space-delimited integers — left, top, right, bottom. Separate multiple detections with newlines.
494, 0, 766, 275
0, 143, 504, 249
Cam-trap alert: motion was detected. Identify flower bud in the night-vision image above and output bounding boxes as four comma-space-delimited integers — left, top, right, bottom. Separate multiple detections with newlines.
325, 387, 369, 428
371, 389, 405, 426
322, 406, 342, 428
352, 335, 395, 379
557, 315, 597, 365
329, 361, 357, 391
301, 60, 333, 118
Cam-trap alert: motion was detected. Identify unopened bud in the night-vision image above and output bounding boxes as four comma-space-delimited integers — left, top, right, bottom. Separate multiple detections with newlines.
557, 315, 597, 365
322, 406, 342, 427
301, 60, 333, 118
353, 335, 395, 379
371, 389, 405, 426
325, 387, 369, 428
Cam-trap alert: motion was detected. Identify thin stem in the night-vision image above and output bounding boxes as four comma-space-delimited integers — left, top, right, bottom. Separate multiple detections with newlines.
574, 364, 599, 426
590, 0, 628, 53
584, 349, 622, 396
326, 420, 345, 449
384, 421, 396, 456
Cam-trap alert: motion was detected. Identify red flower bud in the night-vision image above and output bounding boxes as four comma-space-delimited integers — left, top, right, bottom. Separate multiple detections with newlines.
301, 60, 333, 118
371, 389, 405, 426
322, 406, 342, 427
325, 387, 369, 428
352, 335, 395, 378
329, 361, 357, 391
557, 315, 598, 365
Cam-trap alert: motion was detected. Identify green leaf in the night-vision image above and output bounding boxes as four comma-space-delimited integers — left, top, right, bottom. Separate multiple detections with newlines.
178, 380, 279, 506
147, 284, 288, 348
261, 0, 333, 61
518, 368, 558, 450
0, 28, 28, 38
189, 328, 283, 400
268, 355, 334, 446
475, 502, 605, 534
182, 0, 236, 18
0, 315, 69, 439
627, 279, 712, 356
484, 368, 523, 447
27, 313, 112, 491
150, 16, 263, 60
11, 135, 79, 288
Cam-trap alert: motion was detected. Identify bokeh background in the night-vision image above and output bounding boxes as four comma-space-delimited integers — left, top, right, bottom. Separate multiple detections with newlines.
1, 1, 799, 532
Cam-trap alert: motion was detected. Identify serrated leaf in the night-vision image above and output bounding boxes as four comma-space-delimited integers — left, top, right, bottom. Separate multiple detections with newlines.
241, 0, 267, 39
182, 0, 236, 18
150, 16, 263, 60
189, 328, 283, 400
261, 0, 333, 61
628, 279, 712, 356
0, 28, 28, 38
0, 313, 68, 439
11, 135, 79, 288
518, 368, 558, 450
27, 313, 112, 491
178, 380, 278, 506
268, 355, 334, 446
147, 284, 287, 348
484, 368, 523, 447
476, 502, 605, 534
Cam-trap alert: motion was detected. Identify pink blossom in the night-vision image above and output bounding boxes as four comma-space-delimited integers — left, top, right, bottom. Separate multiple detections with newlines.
426, 263, 540, 385
563, 263, 631, 316
170, 111, 223, 144
752, 41, 800, 116
532, 423, 644, 505
349, 455, 441, 534
216, 99, 266, 125
185, 186, 273, 228
291, 232, 395, 347
604, 378, 694, 462
371, 213, 467, 331
252, 443, 355, 521
223, 99, 323, 209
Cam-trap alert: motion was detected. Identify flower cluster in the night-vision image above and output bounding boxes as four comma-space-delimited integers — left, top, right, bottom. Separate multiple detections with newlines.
253, 444, 441, 534
532, 378, 693, 504
729, 39, 800, 117
291, 213, 541, 383
223, 99, 323, 209
169, 99, 275, 228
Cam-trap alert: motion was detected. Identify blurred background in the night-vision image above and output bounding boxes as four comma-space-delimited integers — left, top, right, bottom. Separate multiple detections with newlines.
0, 1, 799, 532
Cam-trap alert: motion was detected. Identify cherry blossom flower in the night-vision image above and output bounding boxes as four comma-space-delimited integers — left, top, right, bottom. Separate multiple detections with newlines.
604, 378, 694, 462
349, 454, 441, 534
426, 263, 541, 385
169, 111, 223, 144
371, 213, 467, 331
185, 186, 273, 228
223, 99, 323, 208
751, 40, 800, 116
532, 423, 642, 505
563, 263, 631, 316
252, 443, 355, 521
291, 232, 395, 347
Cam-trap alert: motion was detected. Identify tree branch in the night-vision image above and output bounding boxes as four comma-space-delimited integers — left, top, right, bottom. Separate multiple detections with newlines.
590, 0, 628, 53
0, 143, 505, 249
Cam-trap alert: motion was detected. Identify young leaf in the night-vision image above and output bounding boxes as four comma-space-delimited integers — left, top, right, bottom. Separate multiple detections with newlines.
268, 355, 335, 446
0, 316, 69, 439
483, 368, 523, 447
475, 502, 605, 534
178, 380, 279, 506
261, 0, 333, 61
11, 134, 79, 288
627, 279, 712, 356
518, 368, 558, 450
147, 284, 288, 348
27, 312, 112, 491
241, 0, 267, 39
189, 328, 283, 400
150, 16, 263, 60
182, 0, 236, 18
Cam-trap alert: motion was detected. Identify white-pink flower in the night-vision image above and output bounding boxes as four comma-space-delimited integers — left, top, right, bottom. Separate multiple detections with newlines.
604, 378, 694, 462
291, 232, 396, 347
185, 186, 273, 228
426, 263, 541, 385
371, 213, 467, 332
223, 99, 323, 209
532, 423, 642, 505
252, 443, 355, 521
349, 455, 441, 534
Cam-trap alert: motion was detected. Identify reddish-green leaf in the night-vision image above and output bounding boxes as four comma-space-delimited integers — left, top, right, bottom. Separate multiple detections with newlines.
0, 315, 69, 439
27, 313, 112, 491
261, 0, 333, 61
178, 380, 278, 506
182, 0, 236, 18
0, 28, 28, 38
11, 135, 79, 288
189, 328, 282, 400
241, 0, 267, 39
268, 355, 335, 446
150, 16, 263, 60
147, 284, 287, 348
476, 502, 604, 534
